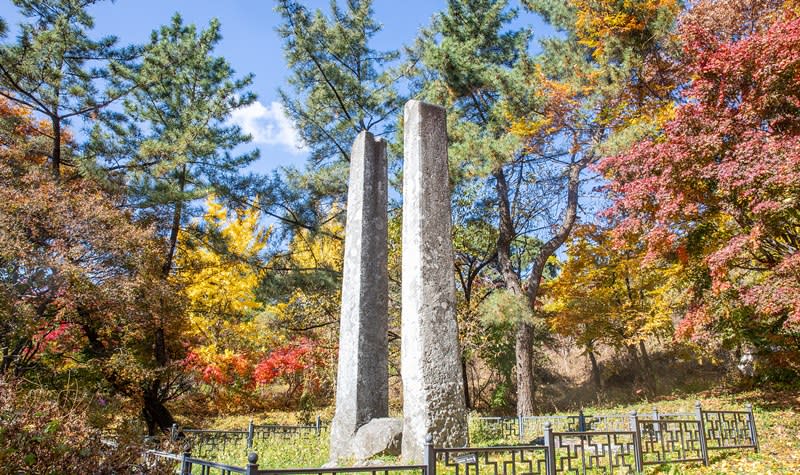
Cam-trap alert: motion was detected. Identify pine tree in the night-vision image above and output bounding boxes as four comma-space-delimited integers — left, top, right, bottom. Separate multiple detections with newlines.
410, 0, 680, 414
277, 0, 401, 165
0, 0, 134, 178
266, 0, 404, 354
410, 0, 564, 415
106, 13, 259, 433
112, 14, 259, 276
273, 0, 402, 232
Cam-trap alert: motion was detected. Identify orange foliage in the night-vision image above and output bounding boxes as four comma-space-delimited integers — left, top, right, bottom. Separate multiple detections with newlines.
574, 0, 681, 57
0, 98, 72, 167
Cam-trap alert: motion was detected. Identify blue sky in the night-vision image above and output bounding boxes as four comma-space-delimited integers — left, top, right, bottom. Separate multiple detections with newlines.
2, 1, 554, 176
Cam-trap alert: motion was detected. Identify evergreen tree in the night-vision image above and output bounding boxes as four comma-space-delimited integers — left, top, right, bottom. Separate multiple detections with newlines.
0, 0, 134, 178
277, 0, 401, 165
273, 0, 402, 231
114, 14, 258, 275
106, 14, 259, 433
410, 0, 558, 415
266, 0, 404, 347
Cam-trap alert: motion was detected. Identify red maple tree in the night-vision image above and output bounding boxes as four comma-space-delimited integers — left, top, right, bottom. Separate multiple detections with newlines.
600, 3, 800, 347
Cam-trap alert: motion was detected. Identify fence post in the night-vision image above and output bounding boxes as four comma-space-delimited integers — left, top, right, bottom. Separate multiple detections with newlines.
246, 452, 259, 475
652, 405, 660, 441
695, 401, 709, 466
518, 415, 524, 441
247, 419, 255, 449
316, 415, 322, 436
180, 446, 191, 475
629, 411, 643, 473
544, 422, 556, 475
746, 403, 759, 453
424, 434, 435, 475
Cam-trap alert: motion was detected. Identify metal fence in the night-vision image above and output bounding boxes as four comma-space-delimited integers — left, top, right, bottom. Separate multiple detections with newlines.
148, 403, 758, 474
171, 416, 326, 457
429, 442, 549, 475
144, 450, 426, 475
436, 404, 757, 474
472, 412, 642, 442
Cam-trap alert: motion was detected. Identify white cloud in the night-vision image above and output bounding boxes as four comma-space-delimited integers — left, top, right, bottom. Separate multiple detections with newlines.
230, 101, 307, 155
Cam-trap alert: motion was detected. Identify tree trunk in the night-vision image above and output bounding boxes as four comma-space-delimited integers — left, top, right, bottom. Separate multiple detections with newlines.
154, 324, 168, 366
639, 341, 652, 373
515, 322, 536, 415
588, 349, 602, 389
638, 340, 657, 392
142, 383, 176, 436
143, 166, 187, 435
162, 166, 186, 277
52, 118, 61, 179
462, 357, 471, 409
492, 168, 536, 415
626, 343, 646, 388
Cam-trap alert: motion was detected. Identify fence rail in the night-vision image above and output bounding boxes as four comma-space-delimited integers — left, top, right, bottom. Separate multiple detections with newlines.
172, 416, 327, 456
146, 450, 427, 475
547, 428, 638, 474
430, 443, 549, 475
256, 464, 428, 475
150, 403, 758, 474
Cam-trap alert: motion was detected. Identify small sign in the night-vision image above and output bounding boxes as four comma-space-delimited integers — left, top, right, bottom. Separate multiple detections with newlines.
452, 453, 477, 464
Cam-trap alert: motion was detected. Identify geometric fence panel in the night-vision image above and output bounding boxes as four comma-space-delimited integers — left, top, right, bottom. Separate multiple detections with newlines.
476, 414, 632, 443
472, 417, 520, 442
521, 416, 582, 438
638, 419, 704, 465
702, 409, 758, 451
550, 430, 637, 474
183, 430, 250, 458
433, 444, 549, 475
148, 404, 760, 475
256, 463, 427, 475
178, 418, 326, 457
251, 423, 324, 440
583, 415, 631, 433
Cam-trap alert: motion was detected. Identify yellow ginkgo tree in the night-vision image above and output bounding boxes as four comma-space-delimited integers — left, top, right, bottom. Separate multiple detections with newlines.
176, 196, 274, 408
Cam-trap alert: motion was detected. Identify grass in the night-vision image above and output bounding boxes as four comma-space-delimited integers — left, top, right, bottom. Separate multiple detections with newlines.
185, 387, 800, 474
189, 434, 330, 469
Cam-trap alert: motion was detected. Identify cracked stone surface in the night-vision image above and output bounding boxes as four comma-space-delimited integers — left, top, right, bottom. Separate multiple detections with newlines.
400, 100, 468, 462
329, 131, 389, 460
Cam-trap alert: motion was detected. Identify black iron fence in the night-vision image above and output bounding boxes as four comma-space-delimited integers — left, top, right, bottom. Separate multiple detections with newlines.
471, 402, 758, 474
148, 403, 758, 474
144, 449, 426, 475
171, 416, 326, 457
472, 412, 644, 441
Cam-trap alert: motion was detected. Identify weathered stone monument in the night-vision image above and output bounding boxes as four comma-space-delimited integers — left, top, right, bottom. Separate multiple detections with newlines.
329, 131, 390, 460
328, 102, 467, 462
400, 100, 468, 461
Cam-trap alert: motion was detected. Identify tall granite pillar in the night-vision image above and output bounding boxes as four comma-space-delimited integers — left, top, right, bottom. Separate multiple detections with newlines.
401, 100, 468, 461
329, 131, 389, 460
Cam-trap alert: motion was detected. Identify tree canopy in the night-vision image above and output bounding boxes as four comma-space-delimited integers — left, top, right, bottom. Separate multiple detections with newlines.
1, 0, 799, 446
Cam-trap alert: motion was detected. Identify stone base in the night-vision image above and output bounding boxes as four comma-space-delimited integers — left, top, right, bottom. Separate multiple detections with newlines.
330, 418, 403, 463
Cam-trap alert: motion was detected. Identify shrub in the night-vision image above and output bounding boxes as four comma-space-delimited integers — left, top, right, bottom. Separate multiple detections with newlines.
0, 378, 165, 474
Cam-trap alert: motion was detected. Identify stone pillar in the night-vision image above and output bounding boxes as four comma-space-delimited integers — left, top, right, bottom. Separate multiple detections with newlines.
401, 100, 468, 461
329, 131, 389, 460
